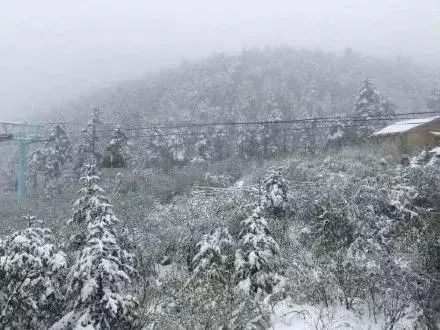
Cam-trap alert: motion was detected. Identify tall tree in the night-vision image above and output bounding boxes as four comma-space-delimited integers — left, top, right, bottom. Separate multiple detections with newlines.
74, 108, 102, 174
102, 126, 129, 168
28, 124, 73, 194
349, 78, 396, 139
54, 165, 138, 329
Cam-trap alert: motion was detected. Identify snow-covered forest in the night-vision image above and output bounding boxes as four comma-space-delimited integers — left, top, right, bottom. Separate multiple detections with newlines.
1, 47, 440, 329
2, 2, 440, 329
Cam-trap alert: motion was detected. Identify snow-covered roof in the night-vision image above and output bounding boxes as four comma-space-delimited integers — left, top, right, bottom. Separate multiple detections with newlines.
372, 116, 440, 137
430, 131, 440, 136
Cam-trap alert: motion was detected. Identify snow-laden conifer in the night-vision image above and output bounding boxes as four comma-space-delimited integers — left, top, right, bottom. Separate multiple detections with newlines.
0, 216, 66, 328
28, 124, 73, 194
74, 108, 102, 175
261, 168, 290, 216
54, 165, 138, 329
235, 206, 283, 297
192, 227, 235, 282
350, 78, 396, 138
102, 126, 129, 168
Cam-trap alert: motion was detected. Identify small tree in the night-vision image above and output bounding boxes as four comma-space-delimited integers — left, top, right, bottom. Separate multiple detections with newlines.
261, 168, 290, 216
54, 165, 138, 329
235, 206, 283, 298
192, 227, 235, 282
164, 227, 271, 329
0, 216, 66, 328
173, 228, 236, 328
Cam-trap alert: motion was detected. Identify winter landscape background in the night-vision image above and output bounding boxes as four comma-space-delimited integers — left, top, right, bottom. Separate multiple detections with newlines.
1, 1, 440, 329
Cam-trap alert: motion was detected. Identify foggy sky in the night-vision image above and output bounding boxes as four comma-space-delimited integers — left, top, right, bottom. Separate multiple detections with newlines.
1, 0, 439, 120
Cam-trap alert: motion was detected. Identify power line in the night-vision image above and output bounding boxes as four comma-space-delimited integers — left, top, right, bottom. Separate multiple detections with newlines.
4, 111, 440, 141
13, 118, 440, 141
3, 110, 440, 131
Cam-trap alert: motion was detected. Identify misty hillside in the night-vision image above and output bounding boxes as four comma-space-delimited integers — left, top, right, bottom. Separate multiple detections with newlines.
52, 47, 438, 124
4, 1, 440, 328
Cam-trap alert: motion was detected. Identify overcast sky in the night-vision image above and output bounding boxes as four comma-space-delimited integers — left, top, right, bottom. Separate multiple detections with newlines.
1, 0, 439, 119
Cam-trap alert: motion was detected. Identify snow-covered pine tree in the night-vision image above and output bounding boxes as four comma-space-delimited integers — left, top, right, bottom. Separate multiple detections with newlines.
74, 108, 102, 175
261, 168, 290, 216
0, 216, 66, 329
325, 117, 346, 150
168, 227, 271, 329
260, 168, 290, 244
43, 124, 73, 193
102, 126, 129, 168
28, 124, 73, 194
171, 228, 236, 328
192, 227, 235, 283
349, 78, 396, 140
235, 206, 283, 297
54, 165, 138, 329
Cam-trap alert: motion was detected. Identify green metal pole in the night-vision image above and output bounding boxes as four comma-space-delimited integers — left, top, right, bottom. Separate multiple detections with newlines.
17, 139, 29, 204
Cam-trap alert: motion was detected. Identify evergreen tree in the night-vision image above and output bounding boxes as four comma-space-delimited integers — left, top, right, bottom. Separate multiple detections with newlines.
28, 124, 73, 194
261, 168, 290, 216
166, 227, 271, 329
0, 216, 66, 328
349, 78, 396, 139
261, 168, 290, 244
235, 207, 283, 297
325, 117, 346, 150
54, 165, 138, 329
192, 227, 235, 282
74, 108, 102, 175
102, 126, 129, 168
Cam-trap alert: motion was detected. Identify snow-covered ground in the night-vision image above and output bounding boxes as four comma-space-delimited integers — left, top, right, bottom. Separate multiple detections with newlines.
272, 299, 417, 329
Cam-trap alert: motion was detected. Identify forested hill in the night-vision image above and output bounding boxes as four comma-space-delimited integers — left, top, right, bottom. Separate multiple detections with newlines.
51, 47, 438, 125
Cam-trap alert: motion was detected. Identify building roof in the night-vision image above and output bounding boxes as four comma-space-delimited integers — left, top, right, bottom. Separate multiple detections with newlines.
372, 116, 440, 137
